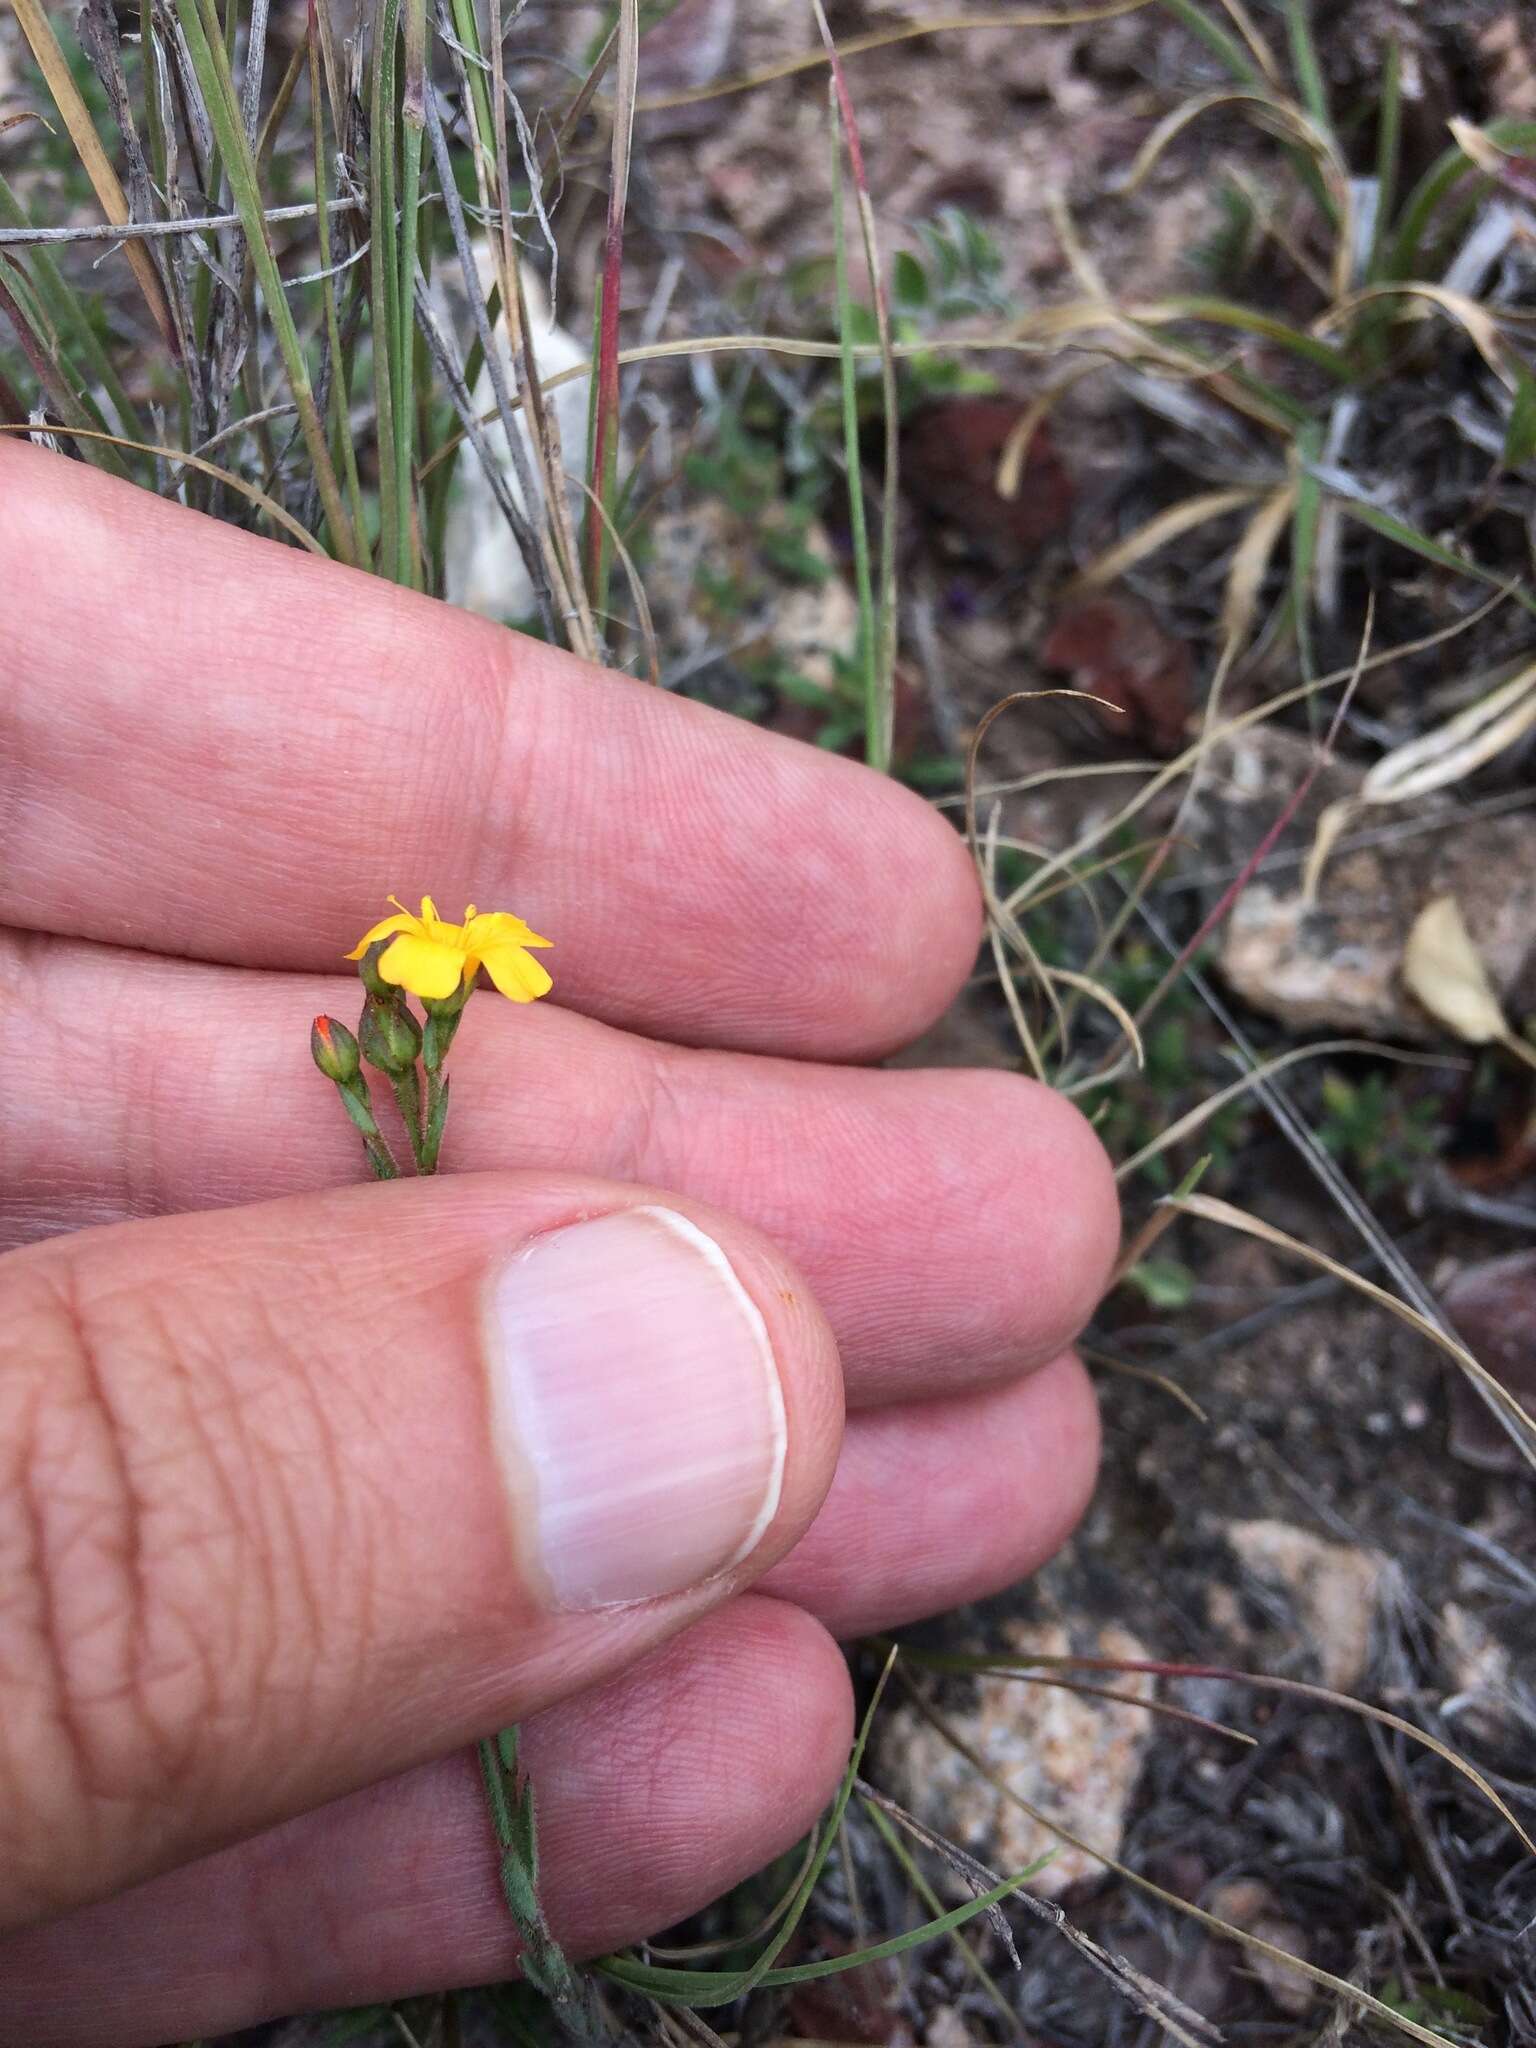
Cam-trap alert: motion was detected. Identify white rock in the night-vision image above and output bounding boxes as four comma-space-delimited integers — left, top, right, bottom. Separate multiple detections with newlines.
1226, 1519, 1382, 1691
443, 273, 593, 625
876, 1621, 1155, 1900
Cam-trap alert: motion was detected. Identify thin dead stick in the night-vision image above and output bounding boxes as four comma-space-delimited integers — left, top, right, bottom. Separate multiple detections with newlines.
0, 197, 366, 244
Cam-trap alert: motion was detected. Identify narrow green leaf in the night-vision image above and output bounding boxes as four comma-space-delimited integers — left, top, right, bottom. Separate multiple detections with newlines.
1331, 490, 1536, 617
829, 105, 879, 773
1141, 294, 1352, 378
1503, 371, 1536, 469
1384, 118, 1536, 282
1364, 37, 1401, 284
1153, 0, 1264, 87
1290, 420, 1323, 679
601, 1853, 1052, 2006
1284, 0, 1329, 133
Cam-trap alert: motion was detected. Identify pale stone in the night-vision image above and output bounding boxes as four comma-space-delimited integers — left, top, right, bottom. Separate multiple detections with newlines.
1195, 729, 1536, 1041
1226, 1519, 1382, 1691
1207, 1878, 1314, 2016
877, 1621, 1155, 1900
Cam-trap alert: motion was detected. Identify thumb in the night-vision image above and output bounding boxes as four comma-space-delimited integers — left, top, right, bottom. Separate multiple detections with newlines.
0, 1175, 841, 1931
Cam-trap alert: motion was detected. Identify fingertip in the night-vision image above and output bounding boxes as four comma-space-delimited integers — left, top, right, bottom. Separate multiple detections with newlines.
1017, 1349, 1102, 1558
953, 1072, 1121, 1374
846, 780, 984, 1056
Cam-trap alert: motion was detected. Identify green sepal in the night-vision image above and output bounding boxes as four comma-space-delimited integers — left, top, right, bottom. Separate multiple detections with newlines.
334, 1076, 381, 1139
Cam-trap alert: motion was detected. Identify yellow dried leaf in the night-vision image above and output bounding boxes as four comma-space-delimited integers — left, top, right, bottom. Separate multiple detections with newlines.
1402, 895, 1507, 1044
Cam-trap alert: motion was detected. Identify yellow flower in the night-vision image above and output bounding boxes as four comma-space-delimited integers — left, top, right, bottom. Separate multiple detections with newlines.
347, 896, 553, 1003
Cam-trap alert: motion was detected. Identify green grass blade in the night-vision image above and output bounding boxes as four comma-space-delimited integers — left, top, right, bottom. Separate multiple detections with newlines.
1284, 0, 1328, 132
1503, 369, 1536, 470
598, 1648, 902, 2007
172, 0, 358, 561
1364, 36, 1401, 283
0, 180, 147, 442
367, 0, 403, 578
307, 22, 369, 561
0, 265, 130, 474
829, 104, 880, 770
1384, 117, 1536, 282
1330, 490, 1536, 618
1154, 0, 1264, 86
1140, 294, 1352, 378
602, 1859, 1052, 2004
1290, 419, 1323, 679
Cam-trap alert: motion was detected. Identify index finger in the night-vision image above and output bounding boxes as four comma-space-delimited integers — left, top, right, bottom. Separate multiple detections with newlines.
0, 440, 981, 1057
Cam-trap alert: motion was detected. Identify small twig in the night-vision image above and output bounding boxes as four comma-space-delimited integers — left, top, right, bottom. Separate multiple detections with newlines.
0, 196, 365, 244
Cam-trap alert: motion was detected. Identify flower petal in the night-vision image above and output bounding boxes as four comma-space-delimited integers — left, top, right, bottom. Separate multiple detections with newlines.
376, 932, 467, 1000
480, 944, 554, 1002
344, 912, 415, 960
465, 911, 552, 950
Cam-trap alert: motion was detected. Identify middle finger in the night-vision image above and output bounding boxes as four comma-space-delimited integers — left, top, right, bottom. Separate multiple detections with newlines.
3, 931, 1119, 1407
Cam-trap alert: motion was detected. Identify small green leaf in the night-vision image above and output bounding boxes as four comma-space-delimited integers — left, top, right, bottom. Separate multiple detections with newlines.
893, 249, 928, 309
1124, 1257, 1196, 1310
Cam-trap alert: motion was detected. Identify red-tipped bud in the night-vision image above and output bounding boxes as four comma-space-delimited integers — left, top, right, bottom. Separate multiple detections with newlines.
311, 1014, 361, 1085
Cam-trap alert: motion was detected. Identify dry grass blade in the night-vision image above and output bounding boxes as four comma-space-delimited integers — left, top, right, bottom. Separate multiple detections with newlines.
1116, 88, 1353, 295
8, 0, 177, 355
0, 422, 326, 547
896, 1682, 1500, 2048
917, 1644, 1536, 1858
965, 692, 1123, 1076
1307, 658, 1536, 897
1045, 963, 1144, 1067
569, 470, 659, 686
995, 367, 1101, 497
631, 2, 1150, 112
998, 592, 1487, 924
1081, 1345, 1210, 1418
1066, 486, 1263, 594
1319, 281, 1525, 391
585, 0, 638, 615
1360, 658, 1536, 801
1168, 1189, 1536, 1470
1116, 1040, 1458, 1181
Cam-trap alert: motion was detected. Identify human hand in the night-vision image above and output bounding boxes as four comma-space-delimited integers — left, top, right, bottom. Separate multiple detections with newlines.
0, 438, 1118, 2044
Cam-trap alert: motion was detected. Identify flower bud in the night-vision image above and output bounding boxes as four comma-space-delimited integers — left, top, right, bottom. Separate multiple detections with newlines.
311, 1014, 362, 1086
359, 995, 423, 1077
356, 938, 400, 1002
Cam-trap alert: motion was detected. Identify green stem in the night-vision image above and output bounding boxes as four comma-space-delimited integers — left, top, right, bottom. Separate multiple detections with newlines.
421, 1067, 450, 1174
329, 1073, 401, 1179
387, 1065, 426, 1170
360, 1131, 401, 1179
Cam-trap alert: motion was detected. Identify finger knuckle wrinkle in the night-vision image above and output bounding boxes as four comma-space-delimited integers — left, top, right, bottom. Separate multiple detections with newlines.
0, 1258, 217, 1832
